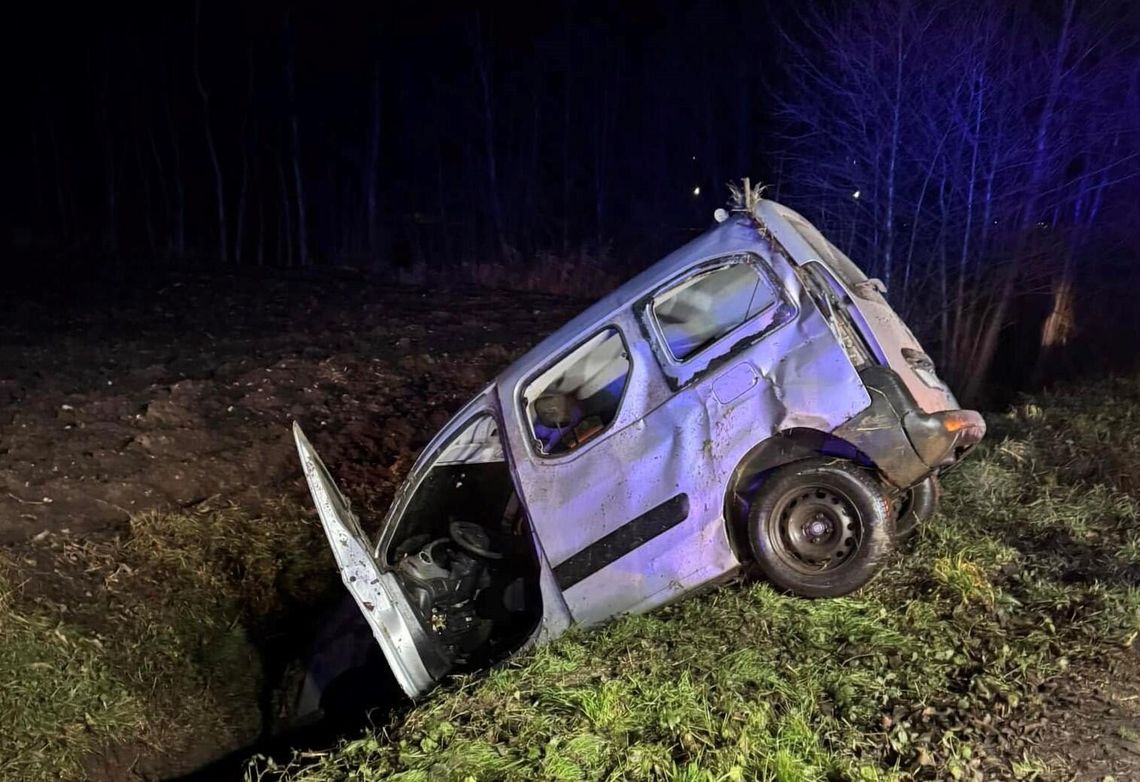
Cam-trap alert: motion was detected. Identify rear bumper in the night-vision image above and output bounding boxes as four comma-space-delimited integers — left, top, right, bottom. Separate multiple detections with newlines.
833, 366, 985, 489
902, 408, 986, 470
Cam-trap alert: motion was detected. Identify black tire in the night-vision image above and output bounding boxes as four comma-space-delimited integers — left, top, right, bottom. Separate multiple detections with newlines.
747, 459, 894, 598
895, 475, 941, 541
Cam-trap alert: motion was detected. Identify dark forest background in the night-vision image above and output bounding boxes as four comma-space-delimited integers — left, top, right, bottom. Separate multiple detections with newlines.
8, 0, 1140, 403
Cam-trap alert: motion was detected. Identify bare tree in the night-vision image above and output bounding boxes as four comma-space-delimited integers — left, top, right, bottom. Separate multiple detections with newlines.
163, 98, 187, 259
284, 20, 308, 266
472, 15, 508, 260
774, 0, 1137, 402
275, 149, 294, 267
47, 119, 71, 243
133, 127, 157, 255
234, 50, 254, 265
365, 56, 382, 259
93, 38, 119, 256
193, 0, 227, 262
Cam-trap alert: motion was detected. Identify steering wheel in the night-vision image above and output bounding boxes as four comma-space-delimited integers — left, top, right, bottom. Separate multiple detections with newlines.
449, 521, 503, 560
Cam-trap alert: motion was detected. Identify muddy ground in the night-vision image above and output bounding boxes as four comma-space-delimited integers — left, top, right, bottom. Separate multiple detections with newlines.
2, 273, 1137, 780
0, 272, 580, 778
0, 274, 578, 545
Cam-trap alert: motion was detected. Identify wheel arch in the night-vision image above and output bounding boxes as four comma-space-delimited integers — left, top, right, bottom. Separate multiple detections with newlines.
722, 427, 878, 561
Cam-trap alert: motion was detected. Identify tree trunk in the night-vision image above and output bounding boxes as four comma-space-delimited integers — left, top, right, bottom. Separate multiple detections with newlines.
365, 58, 382, 259
164, 100, 187, 259
97, 102, 118, 255
903, 126, 951, 314
48, 120, 70, 242
276, 152, 294, 267
474, 15, 508, 260
30, 120, 44, 232
256, 174, 265, 267
962, 0, 1075, 403
146, 124, 172, 258
561, 7, 572, 255
594, 84, 609, 248
284, 25, 308, 266
193, 0, 227, 263
937, 172, 951, 366
881, 20, 904, 294
951, 71, 984, 375
958, 149, 999, 380
435, 131, 452, 265
134, 136, 156, 256
235, 147, 249, 265
235, 51, 254, 265
1033, 175, 1105, 383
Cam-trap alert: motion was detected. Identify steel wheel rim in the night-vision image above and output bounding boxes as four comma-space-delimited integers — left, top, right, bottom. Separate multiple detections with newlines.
768, 484, 862, 574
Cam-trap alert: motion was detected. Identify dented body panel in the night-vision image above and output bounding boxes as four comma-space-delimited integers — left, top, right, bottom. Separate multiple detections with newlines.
294, 199, 985, 700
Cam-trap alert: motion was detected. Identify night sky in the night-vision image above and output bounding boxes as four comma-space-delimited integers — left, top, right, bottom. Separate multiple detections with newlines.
11, 1, 782, 270
7, 0, 1140, 391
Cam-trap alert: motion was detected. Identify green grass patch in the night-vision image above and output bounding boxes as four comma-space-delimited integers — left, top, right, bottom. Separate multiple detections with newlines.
0, 561, 147, 781
255, 375, 1140, 782
3, 499, 331, 780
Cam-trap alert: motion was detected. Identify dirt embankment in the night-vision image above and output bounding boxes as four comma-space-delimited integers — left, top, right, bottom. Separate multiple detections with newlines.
4, 275, 1138, 782
0, 277, 578, 546
0, 274, 581, 779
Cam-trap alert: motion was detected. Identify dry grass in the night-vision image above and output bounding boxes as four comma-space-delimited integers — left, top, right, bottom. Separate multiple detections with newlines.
1, 499, 331, 781
0, 557, 147, 781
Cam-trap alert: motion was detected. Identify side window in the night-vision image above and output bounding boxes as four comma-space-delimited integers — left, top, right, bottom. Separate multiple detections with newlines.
651, 259, 778, 362
523, 327, 631, 456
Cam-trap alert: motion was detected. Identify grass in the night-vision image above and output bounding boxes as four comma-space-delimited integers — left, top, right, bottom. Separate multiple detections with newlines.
252, 374, 1140, 782
4, 374, 1138, 780
0, 559, 146, 780
1, 499, 331, 781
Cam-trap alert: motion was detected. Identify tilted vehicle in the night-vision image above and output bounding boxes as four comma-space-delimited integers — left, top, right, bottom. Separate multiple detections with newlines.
294, 198, 985, 700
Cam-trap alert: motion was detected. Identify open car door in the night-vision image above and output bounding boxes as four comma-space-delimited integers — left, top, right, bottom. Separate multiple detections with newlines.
292, 423, 438, 699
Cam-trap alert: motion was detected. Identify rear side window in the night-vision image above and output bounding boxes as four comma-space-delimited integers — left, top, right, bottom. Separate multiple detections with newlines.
522, 327, 631, 456
652, 259, 777, 361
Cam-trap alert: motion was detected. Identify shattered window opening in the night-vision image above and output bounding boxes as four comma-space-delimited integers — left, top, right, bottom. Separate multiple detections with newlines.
522, 327, 631, 456
782, 211, 869, 290
386, 411, 544, 665
651, 258, 778, 362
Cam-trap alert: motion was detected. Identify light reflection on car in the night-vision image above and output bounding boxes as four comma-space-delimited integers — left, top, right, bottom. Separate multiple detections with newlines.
293, 197, 986, 701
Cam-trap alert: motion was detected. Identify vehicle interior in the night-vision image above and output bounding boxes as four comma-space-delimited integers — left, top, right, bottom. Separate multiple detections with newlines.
524, 327, 631, 455
651, 259, 777, 361
382, 414, 543, 670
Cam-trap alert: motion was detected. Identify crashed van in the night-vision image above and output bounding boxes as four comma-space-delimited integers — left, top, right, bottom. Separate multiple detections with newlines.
293, 198, 985, 699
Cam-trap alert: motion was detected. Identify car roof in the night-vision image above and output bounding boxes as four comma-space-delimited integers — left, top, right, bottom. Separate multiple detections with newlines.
495, 196, 839, 391
496, 209, 776, 390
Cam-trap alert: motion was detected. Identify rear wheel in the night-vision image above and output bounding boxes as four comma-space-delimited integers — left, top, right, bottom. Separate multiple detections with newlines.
748, 459, 894, 598
895, 475, 941, 541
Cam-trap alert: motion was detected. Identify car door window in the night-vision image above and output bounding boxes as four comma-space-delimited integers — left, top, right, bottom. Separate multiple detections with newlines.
387, 413, 511, 559
651, 258, 778, 362
522, 327, 631, 456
